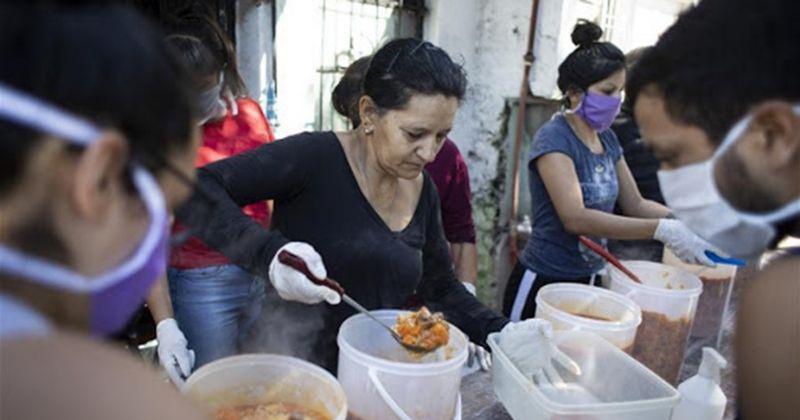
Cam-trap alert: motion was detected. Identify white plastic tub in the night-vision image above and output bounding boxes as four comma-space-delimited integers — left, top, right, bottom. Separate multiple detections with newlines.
337, 310, 468, 420
488, 330, 679, 420
184, 354, 347, 420
607, 260, 703, 385
535, 283, 642, 352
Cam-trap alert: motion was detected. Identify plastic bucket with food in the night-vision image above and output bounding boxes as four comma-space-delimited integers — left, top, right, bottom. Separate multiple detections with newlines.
662, 249, 736, 344
607, 260, 702, 385
337, 309, 468, 420
184, 354, 347, 420
535, 283, 642, 352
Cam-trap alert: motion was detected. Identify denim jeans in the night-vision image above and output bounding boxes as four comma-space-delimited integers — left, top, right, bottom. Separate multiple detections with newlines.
168, 264, 265, 368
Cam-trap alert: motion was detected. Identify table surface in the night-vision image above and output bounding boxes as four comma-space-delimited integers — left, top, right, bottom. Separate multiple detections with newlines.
461, 370, 512, 419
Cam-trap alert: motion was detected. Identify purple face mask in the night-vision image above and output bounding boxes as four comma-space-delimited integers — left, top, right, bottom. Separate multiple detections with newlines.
574, 92, 622, 132
0, 83, 170, 336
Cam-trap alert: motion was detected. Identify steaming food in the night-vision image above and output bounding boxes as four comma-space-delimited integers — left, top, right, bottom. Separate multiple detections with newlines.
394, 306, 449, 352
214, 403, 329, 420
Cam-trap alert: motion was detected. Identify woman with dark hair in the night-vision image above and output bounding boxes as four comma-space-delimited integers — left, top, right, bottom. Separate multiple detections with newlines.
178, 38, 509, 371
332, 55, 479, 294
146, 10, 276, 376
0, 3, 202, 418
502, 20, 714, 321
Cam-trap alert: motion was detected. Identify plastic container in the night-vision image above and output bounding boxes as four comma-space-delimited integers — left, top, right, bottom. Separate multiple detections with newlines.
607, 260, 703, 385
337, 310, 468, 420
535, 283, 642, 352
184, 354, 347, 420
487, 330, 680, 420
662, 249, 736, 345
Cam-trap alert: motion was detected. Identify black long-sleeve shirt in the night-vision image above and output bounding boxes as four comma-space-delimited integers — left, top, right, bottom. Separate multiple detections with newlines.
176, 131, 509, 370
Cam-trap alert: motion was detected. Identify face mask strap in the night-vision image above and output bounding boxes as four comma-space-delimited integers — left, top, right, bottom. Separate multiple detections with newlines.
0, 83, 101, 146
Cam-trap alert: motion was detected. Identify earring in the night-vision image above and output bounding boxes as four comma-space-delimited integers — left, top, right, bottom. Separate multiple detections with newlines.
364, 126, 374, 135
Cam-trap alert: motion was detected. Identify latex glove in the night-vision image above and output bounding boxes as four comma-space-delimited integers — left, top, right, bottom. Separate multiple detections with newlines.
654, 219, 716, 267
269, 242, 341, 305
466, 342, 491, 372
156, 318, 195, 387
462, 281, 477, 296
499, 319, 581, 387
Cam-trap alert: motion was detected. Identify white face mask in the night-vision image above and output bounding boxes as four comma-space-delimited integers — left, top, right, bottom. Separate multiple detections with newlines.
658, 105, 800, 260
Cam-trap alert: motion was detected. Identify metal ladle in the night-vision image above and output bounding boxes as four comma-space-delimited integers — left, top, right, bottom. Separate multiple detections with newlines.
277, 250, 436, 353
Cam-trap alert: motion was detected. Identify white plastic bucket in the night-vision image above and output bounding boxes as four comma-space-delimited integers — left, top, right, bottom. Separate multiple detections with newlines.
337, 310, 468, 420
184, 354, 347, 420
535, 283, 642, 352
607, 260, 702, 384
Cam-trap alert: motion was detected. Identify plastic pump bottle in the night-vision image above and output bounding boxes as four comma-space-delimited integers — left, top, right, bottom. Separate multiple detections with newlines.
671, 347, 728, 420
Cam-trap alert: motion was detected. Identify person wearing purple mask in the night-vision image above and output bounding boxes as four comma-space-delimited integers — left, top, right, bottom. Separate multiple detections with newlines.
503, 20, 715, 321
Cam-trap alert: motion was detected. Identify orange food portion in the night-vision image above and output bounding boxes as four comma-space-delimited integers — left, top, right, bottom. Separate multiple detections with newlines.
214, 403, 328, 420
394, 307, 449, 351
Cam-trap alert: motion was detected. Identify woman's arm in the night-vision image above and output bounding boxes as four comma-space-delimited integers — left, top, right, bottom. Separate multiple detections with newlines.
451, 242, 478, 284
536, 153, 659, 240
417, 183, 508, 346
615, 158, 671, 219
175, 134, 317, 277
146, 275, 172, 323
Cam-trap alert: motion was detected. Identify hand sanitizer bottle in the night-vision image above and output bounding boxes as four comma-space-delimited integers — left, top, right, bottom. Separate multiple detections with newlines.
671, 347, 727, 420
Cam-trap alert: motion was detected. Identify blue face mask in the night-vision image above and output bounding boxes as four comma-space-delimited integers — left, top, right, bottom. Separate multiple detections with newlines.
0, 83, 170, 335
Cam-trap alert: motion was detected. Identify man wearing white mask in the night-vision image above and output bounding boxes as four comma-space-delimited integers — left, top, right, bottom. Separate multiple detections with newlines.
626, 0, 799, 418
0, 3, 202, 418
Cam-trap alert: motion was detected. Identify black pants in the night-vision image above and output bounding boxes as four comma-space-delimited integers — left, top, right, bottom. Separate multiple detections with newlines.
502, 263, 592, 321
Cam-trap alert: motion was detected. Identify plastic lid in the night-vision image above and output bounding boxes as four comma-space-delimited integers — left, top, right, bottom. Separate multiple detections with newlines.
698, 347, 728, 384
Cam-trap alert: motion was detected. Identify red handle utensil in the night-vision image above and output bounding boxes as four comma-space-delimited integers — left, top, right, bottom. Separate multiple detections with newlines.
578, 235, 642, 284
277, 250, 345, 295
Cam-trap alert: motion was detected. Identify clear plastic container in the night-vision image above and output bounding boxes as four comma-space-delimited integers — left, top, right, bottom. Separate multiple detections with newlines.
607, 260, 703, 385
487, 330, 679, 420
183, 354, 347, 420
662, 249, 736, 345
535, 283, 642, 353
337, 310, 468, 420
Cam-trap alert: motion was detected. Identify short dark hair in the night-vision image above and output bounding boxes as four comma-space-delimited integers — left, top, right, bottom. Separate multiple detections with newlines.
363, 38, 466, 112
331, 56, 372, 127
627, 0, 800, 144
557, 20, 625, 99
0, 3, 194, 195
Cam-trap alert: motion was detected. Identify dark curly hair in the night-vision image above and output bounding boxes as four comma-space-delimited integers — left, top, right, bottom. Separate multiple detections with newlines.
557, 19, 625, 105
627, 0, 800, 145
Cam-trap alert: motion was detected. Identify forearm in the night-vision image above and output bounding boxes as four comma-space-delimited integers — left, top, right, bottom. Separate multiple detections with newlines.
176, 169, 288, 277
146, 275, 173, 323
622, 198, 670, 219
450, 242, 478, 284
562, 208, 659, 240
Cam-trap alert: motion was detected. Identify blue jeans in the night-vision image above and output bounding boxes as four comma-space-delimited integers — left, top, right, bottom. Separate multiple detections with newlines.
168, 264, 265, 368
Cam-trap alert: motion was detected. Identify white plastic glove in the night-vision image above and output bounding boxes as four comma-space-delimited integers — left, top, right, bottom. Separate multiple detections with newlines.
156, 318, 195, 387
462, 342, 491, 375
462, 282, 477, 296
654, 219, 716, 267
499, 319, 581, 387
269, 242, 341, 305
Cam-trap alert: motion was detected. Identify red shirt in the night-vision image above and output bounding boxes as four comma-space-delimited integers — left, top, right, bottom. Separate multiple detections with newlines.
425, 139, 476, 243
169, 98, 274, 269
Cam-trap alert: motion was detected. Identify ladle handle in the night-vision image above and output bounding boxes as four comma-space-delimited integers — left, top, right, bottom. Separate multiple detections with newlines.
579, 236, 643, 284
277, 250, 345, 295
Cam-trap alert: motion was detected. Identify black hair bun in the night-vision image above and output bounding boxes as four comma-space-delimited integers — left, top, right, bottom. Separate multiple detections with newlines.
571, 19, 603, 47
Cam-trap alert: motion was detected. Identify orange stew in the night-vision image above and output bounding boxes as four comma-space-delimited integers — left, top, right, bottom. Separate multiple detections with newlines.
394, 307, 449, 351
214, 403, 329, 420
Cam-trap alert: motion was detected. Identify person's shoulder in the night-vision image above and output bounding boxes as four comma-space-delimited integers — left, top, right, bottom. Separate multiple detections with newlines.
530, 114, 576, 160
535, 113, 571, 139
0, 331, 204, 420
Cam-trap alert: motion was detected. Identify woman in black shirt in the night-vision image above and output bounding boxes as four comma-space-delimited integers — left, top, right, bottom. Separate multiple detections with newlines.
177, 38, 509, 370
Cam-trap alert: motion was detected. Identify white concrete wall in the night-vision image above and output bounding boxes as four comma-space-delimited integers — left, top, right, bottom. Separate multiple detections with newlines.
236, 0, 273, 106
